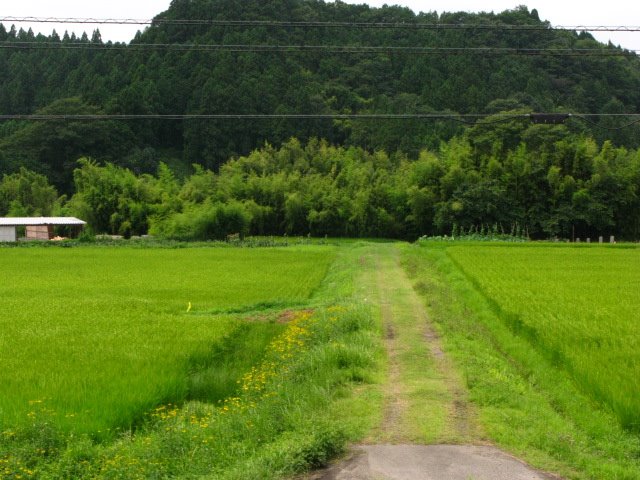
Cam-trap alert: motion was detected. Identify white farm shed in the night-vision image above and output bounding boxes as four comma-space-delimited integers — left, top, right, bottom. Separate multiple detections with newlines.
0, 217, 86, 242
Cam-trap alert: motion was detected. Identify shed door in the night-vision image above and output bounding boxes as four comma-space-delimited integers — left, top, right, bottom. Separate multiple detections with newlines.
0, 226, 17, 242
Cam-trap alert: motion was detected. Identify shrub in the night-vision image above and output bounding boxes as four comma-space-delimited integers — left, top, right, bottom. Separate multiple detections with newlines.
150, 201, 252, 241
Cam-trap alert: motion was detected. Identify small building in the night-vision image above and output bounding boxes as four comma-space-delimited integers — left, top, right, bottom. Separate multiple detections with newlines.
0, 217, 87, 242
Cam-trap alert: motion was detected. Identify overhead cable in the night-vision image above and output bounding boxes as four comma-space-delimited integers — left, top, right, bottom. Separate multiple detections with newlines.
572, 115, 640, 130
1, 113, 639, 123
0, 113, 528, 121
0, 42, 637, 56
2, 16, 640, 32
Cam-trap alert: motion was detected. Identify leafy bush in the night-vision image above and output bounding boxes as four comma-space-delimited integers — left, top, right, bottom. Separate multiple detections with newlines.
150, 201, 252, 241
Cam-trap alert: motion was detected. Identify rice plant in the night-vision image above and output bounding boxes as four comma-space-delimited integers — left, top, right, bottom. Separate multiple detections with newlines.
447, 244, 640, 430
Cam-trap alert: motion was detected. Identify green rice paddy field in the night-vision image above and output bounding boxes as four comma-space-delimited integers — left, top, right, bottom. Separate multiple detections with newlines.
446, 245, 640, 430
0, 247, 334, 435
2, 241, 640, 479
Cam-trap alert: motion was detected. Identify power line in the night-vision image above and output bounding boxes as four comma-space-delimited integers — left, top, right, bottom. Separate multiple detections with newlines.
0, 113, 638, 121
0, 42, 637, 56
0, 113, 521, 120
2, 16, 640, 33
2, 113, 639, 130
573, 115, 640, 130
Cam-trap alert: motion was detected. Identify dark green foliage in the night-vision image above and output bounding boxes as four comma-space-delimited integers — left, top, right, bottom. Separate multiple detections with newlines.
1, 1, 640, 180
2, 1, 640, 239
0, 99, 137, 191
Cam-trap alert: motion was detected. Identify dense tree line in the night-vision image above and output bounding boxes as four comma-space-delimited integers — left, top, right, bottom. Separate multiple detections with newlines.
3, 119, 639, 240
1, 0, 640, 194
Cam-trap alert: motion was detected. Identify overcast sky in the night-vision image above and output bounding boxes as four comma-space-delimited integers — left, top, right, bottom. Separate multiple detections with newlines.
1, 0, 638, 50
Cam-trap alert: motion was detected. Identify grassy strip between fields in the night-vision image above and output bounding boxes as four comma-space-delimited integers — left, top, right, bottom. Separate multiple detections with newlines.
0, 246, 383, 480
402, 243, 640, 480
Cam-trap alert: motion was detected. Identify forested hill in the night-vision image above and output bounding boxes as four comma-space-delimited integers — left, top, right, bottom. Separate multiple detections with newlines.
1, 0, 640, 191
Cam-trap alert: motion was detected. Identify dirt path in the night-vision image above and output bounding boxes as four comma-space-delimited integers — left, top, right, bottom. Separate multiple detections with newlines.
307, 244, 558, 480
366, 245, 481, 444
